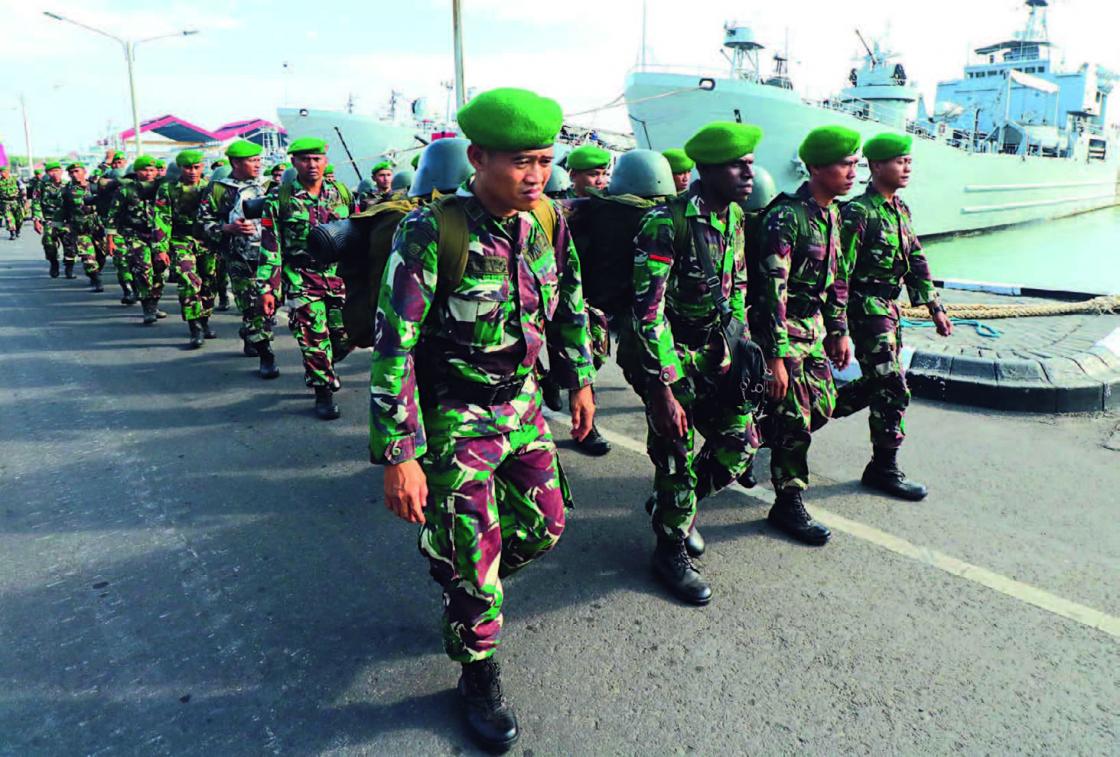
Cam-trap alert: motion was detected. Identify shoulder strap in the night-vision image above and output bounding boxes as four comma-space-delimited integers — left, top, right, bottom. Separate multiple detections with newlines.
278, 180, 292, 216
430, 195, 471, 294
692, 215, 734, 329
667, 193, 689, 260
530, 199, 558, 246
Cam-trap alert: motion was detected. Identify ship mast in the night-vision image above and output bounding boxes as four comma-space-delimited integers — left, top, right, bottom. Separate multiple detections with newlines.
1021, 0, 1050, 44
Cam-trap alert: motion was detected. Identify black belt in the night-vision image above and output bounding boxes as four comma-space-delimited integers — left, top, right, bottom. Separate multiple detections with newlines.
429, 371, 528, 406
853, 281, 902, 300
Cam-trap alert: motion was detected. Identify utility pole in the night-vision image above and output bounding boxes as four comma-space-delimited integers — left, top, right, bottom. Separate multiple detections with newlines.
452, 0, 466, 111
19, 94, 33, 168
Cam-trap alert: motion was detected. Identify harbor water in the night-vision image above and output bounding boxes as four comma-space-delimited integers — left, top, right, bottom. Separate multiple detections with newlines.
923, 206, 1120, 295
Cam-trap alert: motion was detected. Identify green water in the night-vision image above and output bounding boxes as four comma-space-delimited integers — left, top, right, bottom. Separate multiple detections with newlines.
923, 206, 1120, 294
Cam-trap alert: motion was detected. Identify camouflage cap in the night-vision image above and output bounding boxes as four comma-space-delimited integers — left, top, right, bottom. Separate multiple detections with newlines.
863, 132, 912, 162
176, 149, 205, 167
132, 155, 157, 170
371, 160, 393, 174
288, 137, 327, 155
566, 144, 611, 171
661, 148, 695, 174
799, 125, 861, 167
226, 139, 263, 159
685, 121, 763, 165
457, 87, 563, 151
43, 160, 62, 171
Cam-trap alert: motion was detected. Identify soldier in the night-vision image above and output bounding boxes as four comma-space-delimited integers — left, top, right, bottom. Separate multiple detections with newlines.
370, 87, 596, 752
355, 160, 395, 210
834, 132, 952, 500
109, 155, 168, 324
97, 148, 126, 174
323, 163, 335, 183
155, 149, 219, 349
565, 144, 610, 197
632, 122, 762, 605
25, 168, 43, 218
258, 137, 353, 419
57, 163, 104, 291
754, 125, 859, 546
264, 162, 288, 195
199, 140, 278, 378
31, 161, 68, 278
661, 148, 694, 194
155, 159, 168, 178
0, 165, 23, 240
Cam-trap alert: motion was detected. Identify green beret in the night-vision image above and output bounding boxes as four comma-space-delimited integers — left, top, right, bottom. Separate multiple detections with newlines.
211, 159, 227, 169
43, 161, 62, 171
34, 168, 43, 174
324, 164, 335, 174
457, 87, 563, 151
65, 162, 83, 171
411, 153, 421, 169
662, 148, 694, 174
799, 125, 861, 167
863, 132, 912, 162
271, 162, 289, 173
566, 144, 611, 171
371, 160, 393, 174
175, 150, 204, 167
154, 159, 166, 169
288, 137, 327, 155
226, 140, 263, 159
112, 151, 125, 161
684, 121, 763, 165
132, 155, 156, 171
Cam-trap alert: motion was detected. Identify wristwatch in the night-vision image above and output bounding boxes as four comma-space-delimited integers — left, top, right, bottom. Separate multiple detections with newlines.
928, 302, 947, 316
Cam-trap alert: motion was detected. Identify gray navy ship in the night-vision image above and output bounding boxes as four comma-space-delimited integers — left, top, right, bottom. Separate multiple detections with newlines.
625, 0, 1119, 236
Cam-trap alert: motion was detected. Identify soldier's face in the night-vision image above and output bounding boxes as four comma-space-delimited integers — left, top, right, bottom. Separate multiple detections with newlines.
68, 167, 87, 184
810, 156, 858, 197
111, 159, 125, 169
137, 166, 158, 181
672, 171, 691, 192
702, 155, 754, 204
271, 170, 284, 182
571, 167, 608, 197
230, 156, 262, 180
469, 145, 553, 214
373, 169, 393, 191
293, 154, 326, 183
180, 163, 204, 183
47, 168, 63, 183
871, 155, 911, 190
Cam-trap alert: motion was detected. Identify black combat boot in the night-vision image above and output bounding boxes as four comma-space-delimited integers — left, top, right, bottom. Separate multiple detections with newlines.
7, 229, 13, 240
645, 494, 705, 558
154, 305, 168, 319
458, 658, 519, 753
141, 299, 159, 325
861, 447, 928, 501
576, 424, 611, 456
539, 372, 563, 412
90, 271, 104, 292
314, 386, 341, 420
64, 261, 76, 279
652, 536, 712, 605
256, 342, 280, 380
200, 317, 217, 339
49, 259, 60, 278
768, 489, 830, 546
737, 459, 757, 488
119, 282, 133, 305
187, 320, 205, 349
217, 290, 230, 311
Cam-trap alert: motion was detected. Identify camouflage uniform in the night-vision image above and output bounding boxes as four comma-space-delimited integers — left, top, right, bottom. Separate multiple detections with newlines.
198, 177, 273, 344
633, 189, 759, 541
0, 175, 23, 235
834, 185, 939, 448
32, 178, 68, 266
259, 180, 353, 388
370, 187, 595, 663
57, 181, 102, 277
155, 180, 216, 322
109, 180, 167, 303
93, 178, 131, 291
754, 182, 849, 492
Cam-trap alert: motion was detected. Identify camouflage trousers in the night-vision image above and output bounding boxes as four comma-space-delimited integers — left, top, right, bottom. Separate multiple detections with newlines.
214, 253, 230, 303
833, 309, 909, 449
646, 373, 759, 540
0, 201, 17, 231
169, 237, 217, 322
227, 258, 273, 344
286, 285, 352, 390
109, 233, 133, 287
41, 224, 68, 263
761, 344, 837, 492
127, 238, 167, 302
418, 404, 568, 663
70, 233, 101, 276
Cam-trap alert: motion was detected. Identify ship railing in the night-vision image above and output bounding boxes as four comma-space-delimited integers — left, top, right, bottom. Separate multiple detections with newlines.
628, 63, 759, 81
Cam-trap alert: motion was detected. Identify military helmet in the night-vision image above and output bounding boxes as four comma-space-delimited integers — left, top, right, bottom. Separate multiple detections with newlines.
743, 164, 778, 211
409, 138, 474, 198
209, 165, 232, 182
356, 178, 375, 195
281, 167, 298, 185
390, 168, 415, 191
544, 165, 572, 196
607, 149, 675, 199
164, 161, 182, 182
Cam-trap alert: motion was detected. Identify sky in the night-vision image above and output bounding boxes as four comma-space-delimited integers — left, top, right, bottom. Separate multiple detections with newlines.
2, 0, 1119, 157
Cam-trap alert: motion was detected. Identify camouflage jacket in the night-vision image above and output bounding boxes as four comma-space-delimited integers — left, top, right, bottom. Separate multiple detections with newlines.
197, 177, 265, 264
369, 185, 596, 464
356, 188, 397, 212
154, 180, 206, 242
32, 179, 66, 223
755, 182, 849, 359
840, 184, 939, 316
57, 182, 101, 236
0, 176, 22, 203
632, 185, 747, 386
107, 179, 164, 244
258, 179, 351, 298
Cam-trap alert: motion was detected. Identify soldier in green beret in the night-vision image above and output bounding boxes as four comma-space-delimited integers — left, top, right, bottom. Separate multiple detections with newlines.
357, 160, 397, 210
565, 143, 610, 197
661, 148, 695, 193
833, 132, 951, 499
371, 87, 596, 752
155, 159, 167, 178
264, 162, 288, 195
31, 161, 69, 278
111, 155, 170, 323
752, 125, 860, 546
323, 163, 335, 182
57, 163, 104, 290
0, 165, 24, 240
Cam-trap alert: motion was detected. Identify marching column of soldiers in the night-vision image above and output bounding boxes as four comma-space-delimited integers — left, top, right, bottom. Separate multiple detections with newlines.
6, 86, 952, 753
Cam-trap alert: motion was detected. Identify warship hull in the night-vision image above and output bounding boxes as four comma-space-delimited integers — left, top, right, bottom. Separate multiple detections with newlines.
276, 107, 426, 183
626, 71, 1120, 237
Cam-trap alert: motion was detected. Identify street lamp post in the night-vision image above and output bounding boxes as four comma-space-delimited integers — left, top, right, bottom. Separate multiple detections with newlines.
43, 11, 198, 157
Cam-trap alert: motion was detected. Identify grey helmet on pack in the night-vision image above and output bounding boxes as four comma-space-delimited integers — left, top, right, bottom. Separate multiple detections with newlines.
409, 138, 474, 198
210, 165, 232, 183
356, 178, 375, 195
607, 149, 675, 199
164, 161, 182, 183
391, 168, 415, 191
743, 164, 778, 211
544, 165, 572, 197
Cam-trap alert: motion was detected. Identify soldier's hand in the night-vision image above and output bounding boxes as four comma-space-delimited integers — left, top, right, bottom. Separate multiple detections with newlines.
222, 220, 256, 236
384, 459, 428, 524
649, 384, 688, 439
259, 293, 277, 317
767, 357, 789, 401
569, 385, 595, 442
33, 219, 43, 235
825, 334, 852, 370
932, 310, 953, 337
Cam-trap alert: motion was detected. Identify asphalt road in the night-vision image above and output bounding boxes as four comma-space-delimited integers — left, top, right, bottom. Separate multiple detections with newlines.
1, 234, 1117, 755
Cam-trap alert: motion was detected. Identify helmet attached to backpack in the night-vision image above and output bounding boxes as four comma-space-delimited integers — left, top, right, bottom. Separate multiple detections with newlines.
391, 168, 415, 191
544, 165, 572, 197
409, 138, 474, 198
742, 164, 778, 211
607, 149, 676, 199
